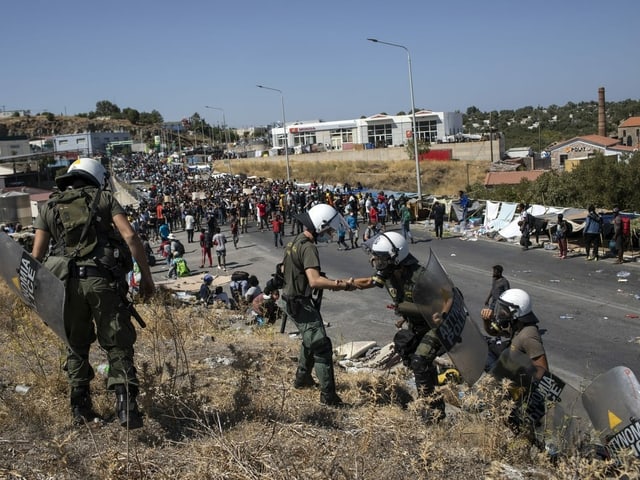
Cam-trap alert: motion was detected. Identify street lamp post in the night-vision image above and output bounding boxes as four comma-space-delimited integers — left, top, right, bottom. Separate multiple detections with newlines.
205, 106, 230, 147
205, 106, 231, 174
257, 85, 291, 182
367, 38, 422, 202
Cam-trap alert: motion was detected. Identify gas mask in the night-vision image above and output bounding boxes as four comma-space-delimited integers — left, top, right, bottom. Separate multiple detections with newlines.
493, 301, 517, 331
370, 253, 395, 287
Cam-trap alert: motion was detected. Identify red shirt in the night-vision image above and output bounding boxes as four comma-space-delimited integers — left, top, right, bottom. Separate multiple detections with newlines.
369, 206, 378, 224
271, 217, 283, 233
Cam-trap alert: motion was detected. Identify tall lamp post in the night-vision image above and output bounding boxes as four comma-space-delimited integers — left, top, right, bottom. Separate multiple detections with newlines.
257, 84, 291, 182
367, 38, 422, 202
205, 106, 230, 147
205, 106, 231, 174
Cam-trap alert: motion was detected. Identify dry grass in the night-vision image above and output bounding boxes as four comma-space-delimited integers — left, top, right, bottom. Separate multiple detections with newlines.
228, 158, 489, 196
0, 283, 637, 479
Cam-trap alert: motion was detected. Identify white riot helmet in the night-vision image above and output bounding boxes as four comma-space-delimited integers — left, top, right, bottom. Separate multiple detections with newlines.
368, 232, 409, 266
301, 203, 346, 242
56, 157, 110, 190
497, 288, 532, 319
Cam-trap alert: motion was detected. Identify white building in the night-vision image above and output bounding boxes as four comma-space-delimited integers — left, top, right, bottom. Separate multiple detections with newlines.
52, 131, 131, 157
0, 135, 31, 158
268, 110, 463, 152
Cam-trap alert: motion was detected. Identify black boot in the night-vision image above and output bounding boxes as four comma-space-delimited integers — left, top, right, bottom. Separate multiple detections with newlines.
415, 366, 446, 423
70, 386, 100, 426
294, 369, 318, 389
115, 385, 143, 429
320, 391, 345, 407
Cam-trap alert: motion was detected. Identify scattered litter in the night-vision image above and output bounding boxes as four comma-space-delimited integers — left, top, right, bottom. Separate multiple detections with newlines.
15, 385, 30, 394
203, 356, 236, 367
96, 363, 109, 376
628, 337, 640, 344
559, 314, 574, 320
450, 253, 456, 256
603, 317, 608, 320
617, 271, 631, 278
618, 279, 628, 283
625, 314, 639, 319
635, 294, 640, 301
549, 279, 560, 283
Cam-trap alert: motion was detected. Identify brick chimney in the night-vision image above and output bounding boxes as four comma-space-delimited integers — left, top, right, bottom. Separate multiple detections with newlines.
598, 87, 606, 137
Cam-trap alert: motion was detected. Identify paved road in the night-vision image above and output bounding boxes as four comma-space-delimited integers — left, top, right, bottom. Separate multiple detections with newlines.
150, 218, 640, 388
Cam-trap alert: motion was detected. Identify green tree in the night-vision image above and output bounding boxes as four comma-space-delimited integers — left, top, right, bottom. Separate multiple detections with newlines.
95, 100, 120, 117
122, 108, 140, 124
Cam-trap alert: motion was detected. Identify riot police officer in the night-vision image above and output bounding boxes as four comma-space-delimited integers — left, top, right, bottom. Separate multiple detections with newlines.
281, 203, 356, 406
352, 232, 447, 422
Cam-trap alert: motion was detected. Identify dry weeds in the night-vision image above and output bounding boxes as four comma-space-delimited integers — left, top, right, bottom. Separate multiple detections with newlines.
0, 283, 637, 479
228, 159, 489, 196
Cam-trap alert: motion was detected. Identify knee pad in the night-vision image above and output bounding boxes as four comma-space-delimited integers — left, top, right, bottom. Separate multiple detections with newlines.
310, 336, 333, 363
410, 354, 430, 374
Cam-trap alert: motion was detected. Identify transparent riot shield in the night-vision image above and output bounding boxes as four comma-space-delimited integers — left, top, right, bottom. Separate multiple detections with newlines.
412, 250, 488, 385
0, 233, 68, 346
582, 366, 640, 458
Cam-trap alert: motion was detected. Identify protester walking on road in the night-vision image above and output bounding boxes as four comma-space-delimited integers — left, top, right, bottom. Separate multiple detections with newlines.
399, 202, 414, 244
212, 227, 228, 271
583, 205, 603, 261
431, 201, 445, 240
613, 208, 624, 263
199, 228, 213, 268
555, 213, 569, 259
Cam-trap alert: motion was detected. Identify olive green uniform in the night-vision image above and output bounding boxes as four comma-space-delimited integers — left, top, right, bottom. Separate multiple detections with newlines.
34, 186, 139, 391
385, 261, 445, 418
282, 234, 337, 397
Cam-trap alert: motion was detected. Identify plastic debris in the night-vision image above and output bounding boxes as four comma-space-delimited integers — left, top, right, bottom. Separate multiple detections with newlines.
15, 385, 30, 394
625, 314, 639, 319
559, 315, 574, 320
549, 279, 560, 283
617, 271, 631, 278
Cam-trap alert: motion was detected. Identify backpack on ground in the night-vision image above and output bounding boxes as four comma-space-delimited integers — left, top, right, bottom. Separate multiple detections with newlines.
231, 270, 250, 282
175, 257, 190, 277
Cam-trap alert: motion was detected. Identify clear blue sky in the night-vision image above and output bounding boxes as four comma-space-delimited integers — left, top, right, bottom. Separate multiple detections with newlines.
3, 0, 638, 128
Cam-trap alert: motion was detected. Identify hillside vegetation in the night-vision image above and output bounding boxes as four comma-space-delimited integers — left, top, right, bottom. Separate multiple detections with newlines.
1, 283, 637, 479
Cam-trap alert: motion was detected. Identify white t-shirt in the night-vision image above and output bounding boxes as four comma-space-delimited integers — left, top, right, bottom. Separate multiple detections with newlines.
185, 214, 195, 230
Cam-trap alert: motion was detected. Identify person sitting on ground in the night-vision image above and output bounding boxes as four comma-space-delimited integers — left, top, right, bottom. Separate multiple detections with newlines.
244, 275, 262, 303
211, 285, 234, 309
199, 274, 214, 303
250, 285, 281, 325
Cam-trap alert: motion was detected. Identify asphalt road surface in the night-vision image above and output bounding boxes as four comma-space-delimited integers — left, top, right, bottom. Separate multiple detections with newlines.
152, 219, 640, 389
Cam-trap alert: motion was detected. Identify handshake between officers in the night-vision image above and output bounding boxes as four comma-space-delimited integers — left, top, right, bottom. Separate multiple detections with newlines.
279, 205, 445, 421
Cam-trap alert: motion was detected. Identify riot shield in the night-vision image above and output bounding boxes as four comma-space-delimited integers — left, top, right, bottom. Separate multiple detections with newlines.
582, 366, 640, 458
0, 233, 68, 346
413, 250, 488, 385
492, 348, 591, 453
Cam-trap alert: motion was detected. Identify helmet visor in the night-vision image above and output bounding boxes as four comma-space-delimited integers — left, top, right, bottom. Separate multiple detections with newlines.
495, 299, 517, 322
317, 209, 347, 236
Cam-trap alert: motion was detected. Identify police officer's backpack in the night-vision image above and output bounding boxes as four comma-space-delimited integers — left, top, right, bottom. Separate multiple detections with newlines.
50, 189, 99, 258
